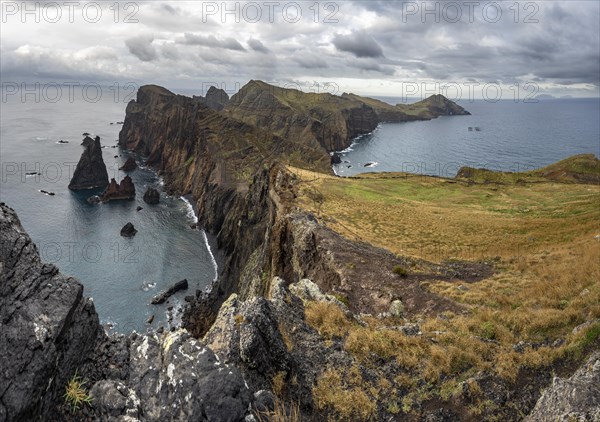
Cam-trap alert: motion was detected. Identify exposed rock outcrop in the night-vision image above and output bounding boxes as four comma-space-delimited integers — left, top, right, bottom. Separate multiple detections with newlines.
101, 176, 135, 201
119, 157, 137, 172
143, 187, 160, 205
151, 279, 188, 304
0, 203, 102, 421
0, 203, 256, 421
526, 352, 600, 421
120, 222, 137, 237
68, 135, 109, 190
193, 86, 230, 111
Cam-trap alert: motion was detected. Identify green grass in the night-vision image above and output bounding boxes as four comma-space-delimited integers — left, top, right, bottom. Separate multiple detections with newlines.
64, 370, 92, 413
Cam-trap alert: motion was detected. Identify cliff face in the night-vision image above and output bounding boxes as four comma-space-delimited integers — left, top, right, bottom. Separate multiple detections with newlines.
0, 203, 254, 421
119, 87, 313, 333
0, 204, 102, 421
68, 136, 109, 190
193, 86, 230, 111
224, 80, 380, 153
342, 92, 471, 122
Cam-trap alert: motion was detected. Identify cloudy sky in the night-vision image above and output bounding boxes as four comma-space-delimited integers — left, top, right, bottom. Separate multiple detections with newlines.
1, 1, 599, 98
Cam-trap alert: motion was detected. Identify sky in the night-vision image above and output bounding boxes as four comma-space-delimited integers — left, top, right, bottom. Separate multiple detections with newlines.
1, 0, 599, 99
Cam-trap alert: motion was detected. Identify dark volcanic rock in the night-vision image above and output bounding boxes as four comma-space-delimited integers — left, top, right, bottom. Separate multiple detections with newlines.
68, 136, 109, 190
143, 187, 160, 205
119, 157, 137, 172
330, 152, 342, 165
0, 204, 101, 421
151, 279, 188, 304
193, 86, 230, 111
120, 222, 137, 237
101, 176, 135, 201
125, 330, 251, 421
1, 203, 256, 422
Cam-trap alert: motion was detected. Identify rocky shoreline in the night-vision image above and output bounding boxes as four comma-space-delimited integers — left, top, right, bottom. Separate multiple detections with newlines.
2, 81, 598, 421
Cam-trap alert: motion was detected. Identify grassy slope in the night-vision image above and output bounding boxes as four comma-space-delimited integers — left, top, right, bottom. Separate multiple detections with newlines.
289, 161, 600, 419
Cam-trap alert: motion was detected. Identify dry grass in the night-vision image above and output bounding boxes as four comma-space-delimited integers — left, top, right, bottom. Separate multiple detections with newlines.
289, 166, 599, 263
313, 367, 377, 421
305, 301, 352, 339
289, 164, 600, 418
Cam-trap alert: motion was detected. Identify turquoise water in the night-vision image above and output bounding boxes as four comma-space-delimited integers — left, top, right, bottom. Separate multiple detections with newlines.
0, 87, 217, 332
334, 98, 600, 177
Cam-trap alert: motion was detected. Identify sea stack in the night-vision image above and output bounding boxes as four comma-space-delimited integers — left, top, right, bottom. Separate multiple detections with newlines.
101, 176, 135, 201
119, 157, 137, 172
143, 187, 160, 205
68, 136, 109, 190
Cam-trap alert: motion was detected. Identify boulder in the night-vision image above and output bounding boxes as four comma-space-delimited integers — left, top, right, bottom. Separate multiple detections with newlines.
526, 352, 600, 421
151, 279, 188, 304
119, 157, 137, 172
330, 152, 342, 165
143, 187, 160, 205
120, 222, 137, 238
68, 136, 109, 190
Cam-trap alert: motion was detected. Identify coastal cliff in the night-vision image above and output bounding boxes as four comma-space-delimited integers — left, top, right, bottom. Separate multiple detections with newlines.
0, 203, 254, 421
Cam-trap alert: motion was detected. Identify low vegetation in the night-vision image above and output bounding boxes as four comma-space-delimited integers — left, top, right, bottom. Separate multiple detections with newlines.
290, 159, 600, 419
64, 370, 92, 413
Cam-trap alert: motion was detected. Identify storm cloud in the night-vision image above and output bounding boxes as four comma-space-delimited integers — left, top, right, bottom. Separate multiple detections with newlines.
125, 34, 157, 62
0, 1, 598, 97
333, 30, 384, 58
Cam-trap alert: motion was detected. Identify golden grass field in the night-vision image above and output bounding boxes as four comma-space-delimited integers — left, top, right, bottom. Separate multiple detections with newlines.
286, 161, 600, 420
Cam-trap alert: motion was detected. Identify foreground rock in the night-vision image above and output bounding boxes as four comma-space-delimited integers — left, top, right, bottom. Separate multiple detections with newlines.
151, 279, 188, 304
143, 187, 160, 204
101, 176, 135, 201
0, 203, 256, 421
68, 136, 109, 190
526, 352, 600, 421
90, 330, 252, 422
0, 204, 101, 420
119, 157, 137, 172
120, 222, 137, 237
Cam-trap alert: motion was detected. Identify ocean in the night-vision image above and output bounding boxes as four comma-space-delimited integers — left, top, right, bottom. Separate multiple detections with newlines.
333, 98, 600, 177
1, 88, 598, 333
0, 86, 217, 333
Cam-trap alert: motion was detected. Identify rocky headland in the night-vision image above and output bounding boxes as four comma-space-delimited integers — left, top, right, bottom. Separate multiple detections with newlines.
2, 80, 598, 421
68, 136, 109, 190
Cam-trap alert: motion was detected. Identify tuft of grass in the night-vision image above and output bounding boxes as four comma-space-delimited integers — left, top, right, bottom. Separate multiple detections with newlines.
313, 368, 377, 421
305, 301, 352, 339
234, 314, 245, 326
564, 322, 600, 359
271, 371, 287, 397
255, 396, 301, 422
64, 370, 92, 413
392, 265, 408, 277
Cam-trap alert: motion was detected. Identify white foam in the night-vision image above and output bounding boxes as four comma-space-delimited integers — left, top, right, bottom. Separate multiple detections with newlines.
179, 196, 198, 224
201, 230, 219, 281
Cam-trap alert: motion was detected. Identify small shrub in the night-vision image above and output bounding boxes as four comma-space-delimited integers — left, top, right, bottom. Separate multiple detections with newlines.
392, 265, 408, 277
64, 370, 92, 413
234, 314, 245, 326
305, 302, 352, 339
480, 322, 497, 340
